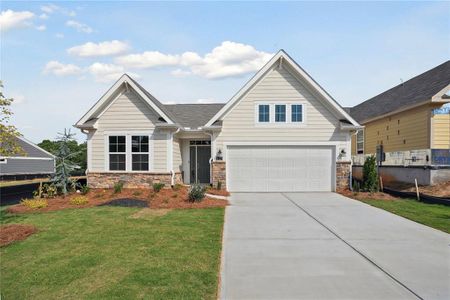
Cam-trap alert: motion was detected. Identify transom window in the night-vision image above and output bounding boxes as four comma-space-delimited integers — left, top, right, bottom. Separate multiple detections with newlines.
291, 104, 303, 122
258, 104, 270, 122
275, 105, 286, 122
132, 136, 149, 171
356, 130, 364, 154
109, 136, 126, 171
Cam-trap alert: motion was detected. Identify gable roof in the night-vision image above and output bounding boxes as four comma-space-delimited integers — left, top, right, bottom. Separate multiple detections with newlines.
0, 136, 55, 158
350, 61, 450, 123
205, 50, 360, 127
75, 74, 176, 127
164, 103, 225, 129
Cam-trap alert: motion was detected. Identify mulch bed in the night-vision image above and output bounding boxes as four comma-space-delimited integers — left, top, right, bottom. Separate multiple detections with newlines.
0, 224, 37, 247
6, 186, 228, 214
339, 189, 399, 201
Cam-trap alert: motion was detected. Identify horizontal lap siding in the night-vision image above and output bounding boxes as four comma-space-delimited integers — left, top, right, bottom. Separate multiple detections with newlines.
432, 114, 450, 149
216, 65, 347, 154
90, 89, 167, 172
173, 138, 182, 172
1, 158, 54, 175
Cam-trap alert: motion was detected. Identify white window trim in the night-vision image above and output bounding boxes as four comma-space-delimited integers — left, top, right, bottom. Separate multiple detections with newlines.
104, 131, 154, 172
255, 101, 306, 127
356, 129, 364, 154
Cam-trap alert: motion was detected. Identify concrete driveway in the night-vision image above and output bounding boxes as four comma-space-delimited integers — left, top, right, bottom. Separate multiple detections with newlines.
220, 193, 449, 300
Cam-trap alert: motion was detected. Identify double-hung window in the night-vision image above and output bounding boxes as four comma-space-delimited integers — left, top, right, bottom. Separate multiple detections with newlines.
132, 136, 149, 171
291, 104, 303, 122
109, 136, 126, 171
275, 104, 286, 122
356, 130, 364, 154
258, 104, 270, 122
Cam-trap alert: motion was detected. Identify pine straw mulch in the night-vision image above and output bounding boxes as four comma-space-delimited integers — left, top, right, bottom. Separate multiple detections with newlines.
6, 186, 228, 214
0, 224, 37, 247
339, 189, 400, 201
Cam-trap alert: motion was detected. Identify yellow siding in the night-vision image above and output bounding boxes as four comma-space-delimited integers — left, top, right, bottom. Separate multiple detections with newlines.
432, 113, 450, 149
353, 104, 431, 154
351, 134, 357, 156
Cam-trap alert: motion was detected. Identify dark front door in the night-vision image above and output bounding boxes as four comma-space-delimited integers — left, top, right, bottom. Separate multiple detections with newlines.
189, 141, 211, 184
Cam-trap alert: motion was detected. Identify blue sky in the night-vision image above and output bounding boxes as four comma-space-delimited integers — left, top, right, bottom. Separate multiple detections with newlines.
1, 1, 449, 142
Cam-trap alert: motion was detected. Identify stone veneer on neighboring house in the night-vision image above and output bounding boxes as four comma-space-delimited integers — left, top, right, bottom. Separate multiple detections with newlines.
212, 160, 351, 191
87, 172, 182, 189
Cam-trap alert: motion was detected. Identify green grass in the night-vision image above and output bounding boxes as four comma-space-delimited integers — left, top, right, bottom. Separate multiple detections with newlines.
359, 198, 450, 233
0, 206, 224, 299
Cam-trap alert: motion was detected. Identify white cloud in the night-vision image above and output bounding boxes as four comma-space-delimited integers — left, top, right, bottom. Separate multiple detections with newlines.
43, 61, 83, 76
66, 20, 92, 33
55, 33, 64, 38
0, 10, 34, 32
35, 25, 46, 31
10, 93, 25, 105
67, 40, 130, 57
195, 98, 218, 104
116, 41, 273, 79
40, 4, 59, 14
171, 69, 191, 77
39, 13, 48, 19
87, 62, 140, 83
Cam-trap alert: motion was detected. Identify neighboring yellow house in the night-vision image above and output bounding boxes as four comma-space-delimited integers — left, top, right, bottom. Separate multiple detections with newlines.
349, 61, 450, 185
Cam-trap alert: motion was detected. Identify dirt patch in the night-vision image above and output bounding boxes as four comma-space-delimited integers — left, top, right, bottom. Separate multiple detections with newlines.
339, 190, 400, 201
7, 186, 228, 214
130, 208, 171, 219
387, 181, 450, 198
0, 224, 37, 247
206, 188, 230, 197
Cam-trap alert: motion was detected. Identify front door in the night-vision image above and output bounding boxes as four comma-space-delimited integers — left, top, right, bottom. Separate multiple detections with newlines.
189, 141, 211, 184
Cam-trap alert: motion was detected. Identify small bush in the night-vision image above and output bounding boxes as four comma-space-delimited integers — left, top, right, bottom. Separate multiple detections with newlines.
172, 183, 183, 191
132, 190, 142, 197
216, 181, 222, 190
352, 181, 360, 192
114, 181, 124, 194
362, 155, 379, 193
33, 183, 57, 199
153, 183, 165, 193
70, 196, 89, 205
21, 198, 48, 209
80, 185, 90, 195
188, 184, 206, 202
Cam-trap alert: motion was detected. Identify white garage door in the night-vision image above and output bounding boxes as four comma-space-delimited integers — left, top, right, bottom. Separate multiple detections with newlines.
227, 145, 334, 192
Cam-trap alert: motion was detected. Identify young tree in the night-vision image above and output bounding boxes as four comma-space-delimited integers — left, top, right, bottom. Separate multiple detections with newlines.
0, 81, 24, 156
362, 155, 379, 192
52, 129, 80, 195
38, 139, 87, 175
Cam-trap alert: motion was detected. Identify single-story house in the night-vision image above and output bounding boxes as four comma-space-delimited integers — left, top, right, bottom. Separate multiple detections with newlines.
0, 136, 55, 180
349, 61, 450, 185
75, 50, 361, 192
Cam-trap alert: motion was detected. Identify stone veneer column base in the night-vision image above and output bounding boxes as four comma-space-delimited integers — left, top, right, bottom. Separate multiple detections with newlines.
336, 161, 351, 191
211, 161, 226, 190
87, 172, 182, 189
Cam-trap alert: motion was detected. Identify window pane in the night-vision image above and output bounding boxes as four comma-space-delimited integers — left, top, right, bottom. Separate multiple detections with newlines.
117, 144, 126, 152
117, 136, 126, 143
275, 105, 286, 122
109, 154, 126, 171
132, 154, 149, 171
291, 104, 302, 122
132, 135, 149, 153
258, 105, 269, 122
109, 135, 125, 153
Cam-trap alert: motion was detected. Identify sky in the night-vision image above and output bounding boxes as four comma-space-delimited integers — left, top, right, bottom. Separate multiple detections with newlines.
1, 1, 449, 143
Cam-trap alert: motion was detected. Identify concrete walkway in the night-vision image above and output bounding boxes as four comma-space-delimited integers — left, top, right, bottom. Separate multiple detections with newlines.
220, 193, 449, 300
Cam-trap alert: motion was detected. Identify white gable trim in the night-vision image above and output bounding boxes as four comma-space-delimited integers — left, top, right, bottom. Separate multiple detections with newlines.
205, 50, 360, 127
75, 74, 174, 127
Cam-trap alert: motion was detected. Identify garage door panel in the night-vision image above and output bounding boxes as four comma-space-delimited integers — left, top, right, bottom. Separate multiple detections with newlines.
227, 146, 334, 192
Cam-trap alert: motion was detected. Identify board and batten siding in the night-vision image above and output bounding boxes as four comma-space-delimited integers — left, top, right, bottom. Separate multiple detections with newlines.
215, 64, 349, 158
89, 89, 168, 172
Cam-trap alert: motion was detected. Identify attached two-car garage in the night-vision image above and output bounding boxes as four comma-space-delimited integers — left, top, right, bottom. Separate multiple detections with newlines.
226, 145, 335, 192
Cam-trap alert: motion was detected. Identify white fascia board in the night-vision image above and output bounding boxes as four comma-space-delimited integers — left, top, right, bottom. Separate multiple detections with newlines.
76, 74, 174, 127
205, 50, 360, 127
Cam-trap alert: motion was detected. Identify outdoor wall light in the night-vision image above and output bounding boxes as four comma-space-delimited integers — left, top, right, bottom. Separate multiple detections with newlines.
216, 149, 223, 161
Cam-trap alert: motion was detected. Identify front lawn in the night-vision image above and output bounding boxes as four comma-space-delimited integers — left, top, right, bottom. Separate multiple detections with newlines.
0, 206, 224, 299
359, 198, 450, 234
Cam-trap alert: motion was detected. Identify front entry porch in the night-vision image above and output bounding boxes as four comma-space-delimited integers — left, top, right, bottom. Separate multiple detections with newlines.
189, 140, 211, 184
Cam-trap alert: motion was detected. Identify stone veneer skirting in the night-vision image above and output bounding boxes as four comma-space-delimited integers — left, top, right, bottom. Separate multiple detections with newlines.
211, 160, 351, 191
87, 172, 182, 189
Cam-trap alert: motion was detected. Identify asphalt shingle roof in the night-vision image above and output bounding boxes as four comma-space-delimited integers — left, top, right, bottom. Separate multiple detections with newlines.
164, 104, 225, 128
349, 61, 450, 123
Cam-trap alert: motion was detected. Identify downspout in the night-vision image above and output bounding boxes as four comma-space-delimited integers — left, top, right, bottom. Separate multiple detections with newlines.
349, 129, 361, 191
170, 128, 181, 186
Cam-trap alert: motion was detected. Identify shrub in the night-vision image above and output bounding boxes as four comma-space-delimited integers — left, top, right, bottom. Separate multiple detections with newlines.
33, 183, 57, 199
70, 196, 89, 205
153, 183, 165, 193
172, 183, 183, 191
216, 181, 222, 190
80, 184, 90, 195
352, 180, 360, 193
362, 155, 379, 193
188, 184, 206, 202
114, 181, 124, 194
132, 190, 142, 197
21, 198, 48, 209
